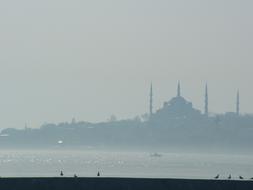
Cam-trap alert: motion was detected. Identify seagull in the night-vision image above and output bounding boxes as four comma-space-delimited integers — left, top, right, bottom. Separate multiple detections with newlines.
228, 174, 231, 179
239, 176, 244, 180
60, 171, 64, 176
214, 174, 219, 179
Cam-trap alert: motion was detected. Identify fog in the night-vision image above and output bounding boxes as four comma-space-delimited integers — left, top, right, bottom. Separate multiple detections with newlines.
0, 0, 252, 129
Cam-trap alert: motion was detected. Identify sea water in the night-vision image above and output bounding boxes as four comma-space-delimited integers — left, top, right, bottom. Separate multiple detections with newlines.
0, 150, 252, 179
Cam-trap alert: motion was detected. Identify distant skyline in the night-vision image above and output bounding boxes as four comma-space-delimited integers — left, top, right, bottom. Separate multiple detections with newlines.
0, 0, 252, 129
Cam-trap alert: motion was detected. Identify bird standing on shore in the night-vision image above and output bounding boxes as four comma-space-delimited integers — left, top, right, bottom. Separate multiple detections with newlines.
97, 171, 100, 177
239, 176, 244, 180
214, 174, 219, 179
228, 174, 231, 179
60, 171, 64, 177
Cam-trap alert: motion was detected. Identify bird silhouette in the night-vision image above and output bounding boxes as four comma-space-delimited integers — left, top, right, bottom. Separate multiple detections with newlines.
60, 171, 64, 176
239, 176, 244, 180
228, 174, 231, 179
74, 174, 78, 178
214, 174, 219, 179
97, 171, 100, 177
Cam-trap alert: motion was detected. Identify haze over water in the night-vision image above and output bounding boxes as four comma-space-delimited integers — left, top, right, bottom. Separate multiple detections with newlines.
0, 150, 252, 179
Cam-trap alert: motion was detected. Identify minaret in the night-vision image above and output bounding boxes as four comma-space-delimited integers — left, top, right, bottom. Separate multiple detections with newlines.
236, 90, 240, 116
149, 83, 153, 116
177, 81, 181, 97
204, 84, 208, 116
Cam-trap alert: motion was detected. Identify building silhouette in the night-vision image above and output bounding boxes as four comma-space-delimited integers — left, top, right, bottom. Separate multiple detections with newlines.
149, 82, 243, 126
150, 82, 202, 126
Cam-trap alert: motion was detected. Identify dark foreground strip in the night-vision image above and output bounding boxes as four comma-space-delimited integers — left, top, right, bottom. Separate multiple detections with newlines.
0, 177, 252, 190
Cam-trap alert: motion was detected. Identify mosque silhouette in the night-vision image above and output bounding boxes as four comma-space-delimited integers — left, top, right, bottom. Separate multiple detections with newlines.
148, 82, 240, 126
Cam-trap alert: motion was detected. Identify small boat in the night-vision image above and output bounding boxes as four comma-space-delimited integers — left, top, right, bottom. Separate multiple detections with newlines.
150, 153, 162, 157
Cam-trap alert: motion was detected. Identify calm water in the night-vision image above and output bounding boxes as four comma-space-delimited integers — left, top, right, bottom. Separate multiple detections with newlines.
0, 150, 252, 179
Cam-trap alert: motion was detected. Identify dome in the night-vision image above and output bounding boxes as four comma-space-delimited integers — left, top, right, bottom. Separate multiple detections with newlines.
168, 96, 191, 107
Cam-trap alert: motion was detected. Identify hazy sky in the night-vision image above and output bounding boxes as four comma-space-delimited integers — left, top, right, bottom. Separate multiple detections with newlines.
0, 0, 252, 129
